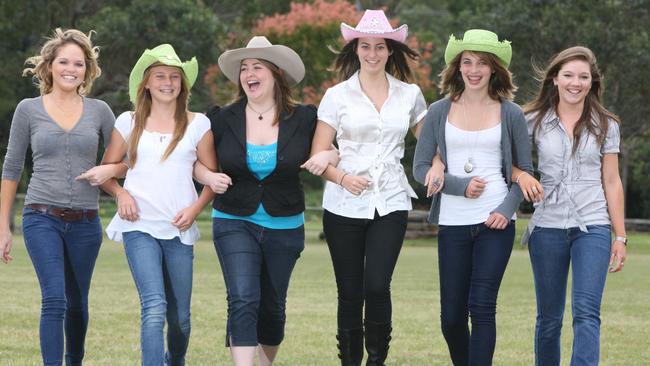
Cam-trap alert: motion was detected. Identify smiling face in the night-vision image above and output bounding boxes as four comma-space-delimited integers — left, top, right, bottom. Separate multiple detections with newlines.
356, 37, 391, 75
49, 43, 86, 93
553, 59, 592, 107
239, 58, 275, 102
459, 51, 493, 92
144, 65, 183, 103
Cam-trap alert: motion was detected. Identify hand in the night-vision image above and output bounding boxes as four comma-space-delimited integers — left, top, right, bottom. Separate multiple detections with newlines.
172, 205, 200, 232
76, 165, 121, 186
0, 227, 13, 264
341, 175, 370, 196
465, 177, 487, 199
609, 241, 627, 273
205, 172, 232, 194
424, 159, 445, 197
485, 212, 509, 230
116, 190, 139, 222
300, 149, 339, 176
517, 172, 544, 202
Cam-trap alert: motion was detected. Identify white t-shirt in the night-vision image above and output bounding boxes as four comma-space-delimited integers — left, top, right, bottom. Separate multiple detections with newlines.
318, 71, 427, 219
439, 120, 513, 225
106, 112, 210, 245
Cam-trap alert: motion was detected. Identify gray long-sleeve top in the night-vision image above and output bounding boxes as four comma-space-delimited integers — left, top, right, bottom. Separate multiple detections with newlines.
413, 97, 533, 224
2, 96, 115, 209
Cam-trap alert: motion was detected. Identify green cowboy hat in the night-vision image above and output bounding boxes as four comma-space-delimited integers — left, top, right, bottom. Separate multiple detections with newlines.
128, 44, 198, 103
444, 29, 512, 67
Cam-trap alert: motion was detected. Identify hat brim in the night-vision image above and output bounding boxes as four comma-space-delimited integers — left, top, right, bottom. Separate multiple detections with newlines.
444, 39, 512, 67
218, 45, 305, 86
340, 23, 408, 43
129, 54, 198, 103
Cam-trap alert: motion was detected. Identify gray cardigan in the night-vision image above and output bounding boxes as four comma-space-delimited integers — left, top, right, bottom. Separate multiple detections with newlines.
2, 97, 115, 209
413, 97, 533, 224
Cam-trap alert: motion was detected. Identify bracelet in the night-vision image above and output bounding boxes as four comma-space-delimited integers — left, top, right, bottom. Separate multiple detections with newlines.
515, 171, 526, 184
337, 172, 348, 186
614, 236, 627, 246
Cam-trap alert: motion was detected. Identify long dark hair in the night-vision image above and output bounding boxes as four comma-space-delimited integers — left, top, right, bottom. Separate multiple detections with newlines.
524, 46, 619, 154
439, 51, 516, 101
332, 38, 419, 82
235, 59, 296, 125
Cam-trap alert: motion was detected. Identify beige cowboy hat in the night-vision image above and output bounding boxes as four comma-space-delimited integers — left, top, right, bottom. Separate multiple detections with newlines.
218, 36, 305, 86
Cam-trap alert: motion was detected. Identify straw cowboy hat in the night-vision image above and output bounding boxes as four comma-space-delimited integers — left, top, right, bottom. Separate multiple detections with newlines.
128, 44, 198, 102
444, 29, 512, 67
218, 36, 305, 86
340, 9, 408, 43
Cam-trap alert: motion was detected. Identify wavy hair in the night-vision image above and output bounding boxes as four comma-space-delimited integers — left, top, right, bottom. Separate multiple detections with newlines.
524, 46, 619, 154
439, 51, 516, 101
23, 28, 101, 96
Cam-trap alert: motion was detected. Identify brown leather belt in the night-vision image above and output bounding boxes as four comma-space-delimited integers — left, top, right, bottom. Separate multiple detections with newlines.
26, 204, 98, 222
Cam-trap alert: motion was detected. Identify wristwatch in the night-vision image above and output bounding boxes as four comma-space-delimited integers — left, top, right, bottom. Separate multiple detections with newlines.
614, 236, 627, 246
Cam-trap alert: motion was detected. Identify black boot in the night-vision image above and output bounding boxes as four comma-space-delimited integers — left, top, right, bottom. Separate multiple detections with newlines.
364, 320, 392, 366
337, 328, 363, 366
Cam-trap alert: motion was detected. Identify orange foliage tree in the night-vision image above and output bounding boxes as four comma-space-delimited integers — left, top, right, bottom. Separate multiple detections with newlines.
204, 0, 436, 106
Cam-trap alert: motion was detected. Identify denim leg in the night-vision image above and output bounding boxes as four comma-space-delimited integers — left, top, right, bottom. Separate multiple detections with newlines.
61, 215, 103, 366
213, 218, 262, 347
161, 237, 194, 366
257, 226, 304, 346
569, 225, 610, 366
123, 231, 167, 366
22, 210, 66, 366
437, 225, 473, 366
528, 227, 571, 366
363, 210, 407, 324
468, 223, 514, 365
322, 210, 366, 330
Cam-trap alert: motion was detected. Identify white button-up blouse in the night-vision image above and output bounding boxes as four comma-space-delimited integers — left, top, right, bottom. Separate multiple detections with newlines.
318, 71, 427, 219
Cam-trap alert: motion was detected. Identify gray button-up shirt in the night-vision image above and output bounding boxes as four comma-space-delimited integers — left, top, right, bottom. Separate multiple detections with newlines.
523, 110, 620, 242
2, 96, 115, 209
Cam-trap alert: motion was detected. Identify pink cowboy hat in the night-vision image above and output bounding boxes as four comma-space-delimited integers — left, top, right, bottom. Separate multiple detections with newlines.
340, 9, 408, 43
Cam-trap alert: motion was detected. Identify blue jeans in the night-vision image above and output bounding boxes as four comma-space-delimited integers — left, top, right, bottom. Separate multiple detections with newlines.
123, 231, 193, 366
212, 218, 304, 347
437, 222, 515, 366
22, 206, 103, 366
528, 225, 611, 366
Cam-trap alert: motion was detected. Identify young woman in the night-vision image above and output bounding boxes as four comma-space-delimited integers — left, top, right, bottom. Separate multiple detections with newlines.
413, 29, 533, 365
194, 36, 337, 366
308, 10, 427, 366
0, 28, 116, 365
89, 44, 216, 365
514, 46, 627, 366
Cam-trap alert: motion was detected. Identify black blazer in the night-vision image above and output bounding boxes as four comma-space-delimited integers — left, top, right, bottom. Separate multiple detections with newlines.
207, 99, 317, 217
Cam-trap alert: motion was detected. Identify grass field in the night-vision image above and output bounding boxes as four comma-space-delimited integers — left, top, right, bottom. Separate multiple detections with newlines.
1, 214, 649, 365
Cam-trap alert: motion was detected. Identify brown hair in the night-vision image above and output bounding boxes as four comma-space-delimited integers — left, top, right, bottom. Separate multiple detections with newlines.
23, 28, 101, 96
524, 46, 619, 154
439, 51, 516, 101
235, 58, 297, 125
332, 38, 419, 82
127, 63, 191, 167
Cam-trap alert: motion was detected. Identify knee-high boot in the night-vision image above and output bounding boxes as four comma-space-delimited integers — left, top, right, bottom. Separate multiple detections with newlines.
337, 328, 363, 366
364, 320, 392, 366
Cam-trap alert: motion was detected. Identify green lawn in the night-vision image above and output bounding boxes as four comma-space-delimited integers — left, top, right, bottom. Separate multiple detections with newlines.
1, 216, 649, 365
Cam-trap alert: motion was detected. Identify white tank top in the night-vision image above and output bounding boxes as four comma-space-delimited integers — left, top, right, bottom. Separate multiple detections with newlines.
439, 120, 513, 225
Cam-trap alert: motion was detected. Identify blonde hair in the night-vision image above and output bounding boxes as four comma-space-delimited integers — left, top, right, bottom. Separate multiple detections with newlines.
127, 63, 190, 167
22, 28, 101, 96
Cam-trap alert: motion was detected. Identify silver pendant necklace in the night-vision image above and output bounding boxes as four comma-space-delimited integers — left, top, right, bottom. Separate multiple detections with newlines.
461, 97, 477, 173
